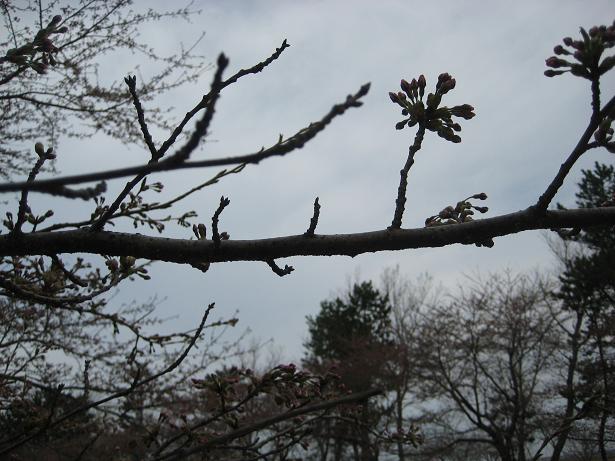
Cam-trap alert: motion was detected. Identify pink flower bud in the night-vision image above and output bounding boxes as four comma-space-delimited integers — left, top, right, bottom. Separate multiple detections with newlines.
400, 79, 412, 96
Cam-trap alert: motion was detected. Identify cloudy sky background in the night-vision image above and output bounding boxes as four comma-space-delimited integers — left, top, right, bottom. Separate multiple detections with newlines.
9, 0, 615, 362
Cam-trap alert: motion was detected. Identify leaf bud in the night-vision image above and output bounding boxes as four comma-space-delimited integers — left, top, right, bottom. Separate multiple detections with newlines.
400, 79, 412, 97
554, 45, 569, 55
544, 69, 566, 77
472, 192, 488, 200
545, 56, 567, 68
106, 259, 119, 272
395, 120, 407, 130
197, 223, 207, 239
418, 74, 426, 91
35, 142, 46, 157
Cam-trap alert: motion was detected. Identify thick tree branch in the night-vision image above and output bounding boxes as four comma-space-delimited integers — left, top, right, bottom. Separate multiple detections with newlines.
1, 207, 613, 266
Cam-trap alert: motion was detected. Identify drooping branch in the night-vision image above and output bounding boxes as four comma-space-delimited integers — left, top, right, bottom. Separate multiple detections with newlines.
2, 207, 614, 267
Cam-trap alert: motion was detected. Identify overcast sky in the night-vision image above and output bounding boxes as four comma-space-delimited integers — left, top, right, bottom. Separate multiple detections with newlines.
12, 0, 615, 363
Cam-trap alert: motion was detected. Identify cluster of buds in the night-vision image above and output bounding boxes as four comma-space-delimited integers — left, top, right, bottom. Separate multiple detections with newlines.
105, 255, 149, 279
389, 73, 475, 143
545, 22, 615, 79
34, 142, 56, 160
1, 15, 68, 74
425, 193, 488, 227
424, 193, 494, 248
425, 193, 495, 247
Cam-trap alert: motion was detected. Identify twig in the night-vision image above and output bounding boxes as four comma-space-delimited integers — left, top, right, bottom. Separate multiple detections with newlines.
40, 164, 244, 232
157, 388, 382, 461
535, 94, 615, 213
124, 75, 157, 157
165, 53, 228, 164
266, 259, 294, 277
390, 125, 426, 229
12, 155, 47, 234
212, 196, 230, 247
89, 54, 229, 232
50, 254, 88, 287
1, 0, 19, 48
46, 182, 107, 200
0, 304, 214, 456
304, 197, 320, 236
156, 39, 290, 158
0, 83, 371, 195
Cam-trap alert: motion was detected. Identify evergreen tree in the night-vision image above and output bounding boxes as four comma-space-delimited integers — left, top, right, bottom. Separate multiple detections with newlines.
557, 162, 615, 460
304, 281, 394, 461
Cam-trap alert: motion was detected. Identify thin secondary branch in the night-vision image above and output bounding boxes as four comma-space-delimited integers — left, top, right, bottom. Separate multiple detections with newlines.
390, 125, 426, 229
0, 83, 370, 195
156, 39, 290, 158
304, 197, 320, 236
89, 54, 228, 232
124, 75, 157, 157
211, 195, 230, 246
12, 155, 47, 234
2, 207, 614, 266
534, 94, 615, 213
157, 388, 381, 461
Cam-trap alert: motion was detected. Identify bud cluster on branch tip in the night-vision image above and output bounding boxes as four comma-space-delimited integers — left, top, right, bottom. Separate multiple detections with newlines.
545, 21, 615, 79
1, 14, 68, 73
34, 142, 56, 159
425, 193, 489, 227
389, 73, 475, 143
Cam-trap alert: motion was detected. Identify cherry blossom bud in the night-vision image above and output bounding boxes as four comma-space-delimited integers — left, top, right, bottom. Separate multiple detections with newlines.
35, 142, 45, 157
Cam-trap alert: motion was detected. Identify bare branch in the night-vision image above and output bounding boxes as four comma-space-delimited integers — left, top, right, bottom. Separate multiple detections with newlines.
304, 197, 320, 236
266, 259, 294, 277
390, 126, 426, 229
124, 74, 157, 157
0, 83, 371, 194
535, 94, 615, 212
2, 207, 614, 267
212, 195, 230, 247
0, 303, 214, 456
